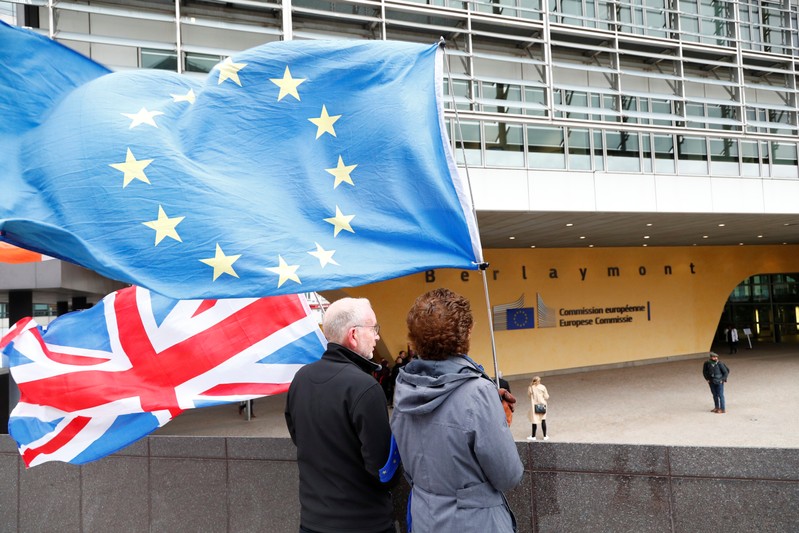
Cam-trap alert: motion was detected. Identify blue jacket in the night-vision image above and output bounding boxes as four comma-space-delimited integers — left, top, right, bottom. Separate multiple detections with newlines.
391, 356, 523, 532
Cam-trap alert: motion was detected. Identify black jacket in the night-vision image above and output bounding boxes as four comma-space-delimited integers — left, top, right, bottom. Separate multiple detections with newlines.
285, 343, 395, 533
703, 360, 730, 384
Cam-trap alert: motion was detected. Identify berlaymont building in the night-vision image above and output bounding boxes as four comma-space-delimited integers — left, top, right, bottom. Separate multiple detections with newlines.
3, 0, 799, 375
1, 2, 799, 532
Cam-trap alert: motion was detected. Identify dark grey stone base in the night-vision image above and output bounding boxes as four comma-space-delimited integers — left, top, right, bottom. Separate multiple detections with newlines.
1, 435, 797, 532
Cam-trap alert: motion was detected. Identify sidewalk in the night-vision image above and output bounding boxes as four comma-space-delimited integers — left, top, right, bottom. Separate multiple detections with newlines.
155, 343, 799, 449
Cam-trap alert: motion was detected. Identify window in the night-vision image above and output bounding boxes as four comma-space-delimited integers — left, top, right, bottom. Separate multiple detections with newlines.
771, 142, 798, 178
603, 94, 619, 122
760, 4, 791, 55
641, 134, 652, 172
772, 142, 798, 165
453, 120, 482, 166
0, 1, 15, 25
710, 138, 739, 176
677, 135, 708, 174
33, 303, 55, 318
474, 0, 541, 19
485, 122, 525, 167
527, 126, 565, 169
550, 0, 612, 29
654, 134, 675, 173
740, 140, 759, 176
685, 102, 706, 129
518, 0, 545, 20
446, 78, 473, 112
616, 0, 669, 38
524, 87, 548, 118
651, 99, 674, 127
185, 52, 221, 74
621, 95, 638, 124
554, 89, 618, 122
561, 89, 589, 120
481, 82, 523, 115
142, 49, 221, 73
593, 130, 605, 171
141, 49, 177, 71
606, 130, 640, 172
568, 128, 592, 170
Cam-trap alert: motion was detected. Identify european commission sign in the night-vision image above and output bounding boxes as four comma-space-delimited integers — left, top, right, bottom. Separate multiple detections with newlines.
493, 294, 651, 331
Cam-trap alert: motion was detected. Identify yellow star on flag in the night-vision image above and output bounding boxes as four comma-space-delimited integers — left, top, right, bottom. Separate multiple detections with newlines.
325, 156, 357, 188
266, 255, 301, 288
324, 206, 355, 237
308, 242, 339, 268
309, 105, 341, 139
170, 89, 196, 104
121, 107, 164, 129
109, 148, 154, 188
270, 67, 306, 101
142, 205, 184, 245
217, 57, 247, 86
200, 244, 241, 281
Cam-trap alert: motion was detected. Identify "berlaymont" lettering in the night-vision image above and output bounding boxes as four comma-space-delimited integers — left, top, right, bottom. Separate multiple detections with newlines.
424, 262, 697, 283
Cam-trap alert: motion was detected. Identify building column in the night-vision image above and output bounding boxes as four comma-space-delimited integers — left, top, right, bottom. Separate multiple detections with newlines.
2, 290, 32, 433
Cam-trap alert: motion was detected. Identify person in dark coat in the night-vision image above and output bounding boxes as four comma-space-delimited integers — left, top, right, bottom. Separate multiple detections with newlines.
285, 298, 398, 533
373, 357, 391, 402
386, 350, 407, 407
702, 352, 730, 413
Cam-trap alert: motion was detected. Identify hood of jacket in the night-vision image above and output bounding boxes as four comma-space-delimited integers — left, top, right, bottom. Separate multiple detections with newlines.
393, 356, 482, 415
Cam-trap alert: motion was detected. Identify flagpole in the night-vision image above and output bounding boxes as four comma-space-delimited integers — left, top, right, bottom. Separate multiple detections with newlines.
311, 291, 327, 321
480, 266, 501, 388
440, 38, 501, 388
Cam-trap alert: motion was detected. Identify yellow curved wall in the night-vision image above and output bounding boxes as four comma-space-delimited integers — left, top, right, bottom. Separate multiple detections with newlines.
336, 245, 799, 376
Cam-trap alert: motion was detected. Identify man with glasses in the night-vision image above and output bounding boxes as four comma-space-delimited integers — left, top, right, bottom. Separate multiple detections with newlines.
285, 297, 398, 533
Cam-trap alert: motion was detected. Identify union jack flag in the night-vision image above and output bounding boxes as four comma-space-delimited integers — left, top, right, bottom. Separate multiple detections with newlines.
0, 286, 325, 467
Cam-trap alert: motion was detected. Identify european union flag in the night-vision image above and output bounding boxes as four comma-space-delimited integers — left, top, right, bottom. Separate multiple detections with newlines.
0, 22, 483, 299
507, 308, 535, 330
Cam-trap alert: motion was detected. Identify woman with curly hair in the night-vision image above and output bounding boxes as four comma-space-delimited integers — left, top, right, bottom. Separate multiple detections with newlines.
390, 288, 523, 532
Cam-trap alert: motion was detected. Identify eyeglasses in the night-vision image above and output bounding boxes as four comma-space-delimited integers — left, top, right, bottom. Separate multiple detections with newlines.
354, 324, 380, 334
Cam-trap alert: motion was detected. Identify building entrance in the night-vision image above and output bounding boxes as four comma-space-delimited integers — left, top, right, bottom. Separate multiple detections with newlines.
719, 274, 799, 344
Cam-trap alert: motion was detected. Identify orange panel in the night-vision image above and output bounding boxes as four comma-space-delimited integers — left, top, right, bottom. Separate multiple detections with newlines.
0, 242, 42, 263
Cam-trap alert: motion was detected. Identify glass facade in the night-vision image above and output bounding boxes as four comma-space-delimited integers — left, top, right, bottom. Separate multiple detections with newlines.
723, 273, 799, 344
7, 0, 799, 180
0, 301, 57, 339
0, 1, 14, 24
0, 301, 57, 319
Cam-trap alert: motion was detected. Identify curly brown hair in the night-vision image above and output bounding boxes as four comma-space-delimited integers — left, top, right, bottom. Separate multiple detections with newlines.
406, 288, 473, 360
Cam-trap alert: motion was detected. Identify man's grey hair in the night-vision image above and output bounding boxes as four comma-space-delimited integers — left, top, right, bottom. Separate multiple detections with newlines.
323, 298, 372, 343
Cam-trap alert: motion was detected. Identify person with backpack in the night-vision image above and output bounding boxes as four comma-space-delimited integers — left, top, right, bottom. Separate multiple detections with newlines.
702, 352, 730, 413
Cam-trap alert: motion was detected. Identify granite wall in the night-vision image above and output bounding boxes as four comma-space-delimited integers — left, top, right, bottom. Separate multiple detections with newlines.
1, 435, 797, 532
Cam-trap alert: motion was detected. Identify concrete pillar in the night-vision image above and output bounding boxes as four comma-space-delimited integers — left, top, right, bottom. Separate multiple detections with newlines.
3, 290, 31, 432
72, 296, 88, 310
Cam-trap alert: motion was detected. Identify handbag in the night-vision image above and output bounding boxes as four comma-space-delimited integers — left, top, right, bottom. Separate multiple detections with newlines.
534, 403, 547, 414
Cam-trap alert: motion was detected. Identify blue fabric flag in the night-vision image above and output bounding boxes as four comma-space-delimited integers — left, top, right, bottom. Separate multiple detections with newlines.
0, 22, 483, 299
506, 308, 535, 330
